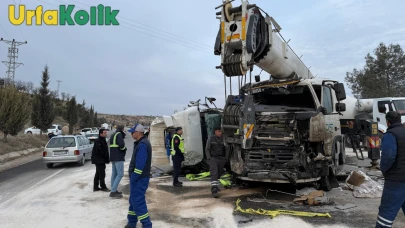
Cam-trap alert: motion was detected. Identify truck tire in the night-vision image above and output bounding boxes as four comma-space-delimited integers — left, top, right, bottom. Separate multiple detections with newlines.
320, 176, 332, 191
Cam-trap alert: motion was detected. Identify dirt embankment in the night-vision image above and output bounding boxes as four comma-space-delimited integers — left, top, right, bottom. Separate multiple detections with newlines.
0, 133, 48, 156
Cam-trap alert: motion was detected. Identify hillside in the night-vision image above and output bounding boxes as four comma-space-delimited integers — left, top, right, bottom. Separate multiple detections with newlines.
97, 113, 157, 127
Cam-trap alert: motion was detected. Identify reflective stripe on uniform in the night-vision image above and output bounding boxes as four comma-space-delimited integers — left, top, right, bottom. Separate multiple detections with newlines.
170, 134, 184, 155
138, 213, 149, 221
377, 215, 393, 227
128, 211, 136, 216
110, 132, 126, 150
134, 168, 142, 174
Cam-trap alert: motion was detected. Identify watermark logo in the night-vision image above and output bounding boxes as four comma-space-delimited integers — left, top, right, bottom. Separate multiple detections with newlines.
8, 4, 119, 26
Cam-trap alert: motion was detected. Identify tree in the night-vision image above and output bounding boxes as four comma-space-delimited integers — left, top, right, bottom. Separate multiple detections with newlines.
31, 65, 56, 134
64, 96, 78, 134
94, 112, 99, 127
61, 92, 66, 101
0, 86, 31, 142
89, 105, 94, 126
345, 42, 405, 98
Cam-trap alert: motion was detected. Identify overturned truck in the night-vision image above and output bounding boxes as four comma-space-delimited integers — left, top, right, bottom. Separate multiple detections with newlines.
149, 99, 222, 173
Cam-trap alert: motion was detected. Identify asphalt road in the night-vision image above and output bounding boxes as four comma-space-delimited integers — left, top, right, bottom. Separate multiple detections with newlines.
2, 132, 405, 227
0, 129, 134, 210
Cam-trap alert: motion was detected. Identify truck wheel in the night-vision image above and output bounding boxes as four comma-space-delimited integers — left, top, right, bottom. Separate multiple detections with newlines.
46, 163, 53, 168
319, 176, 332, 191
27, 131, 32, 134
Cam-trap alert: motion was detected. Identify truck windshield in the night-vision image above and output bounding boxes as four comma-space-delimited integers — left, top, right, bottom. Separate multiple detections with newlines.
46, 137, 76, 148
393, 100, 405, 115
253, 85, 316, 110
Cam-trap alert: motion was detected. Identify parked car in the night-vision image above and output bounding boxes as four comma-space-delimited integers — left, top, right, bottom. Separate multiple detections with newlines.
80, 128, 93, 135
24, 126, 41, 134
47, 124, 62, 136
85, 133, 109, 143
85, 133, 98, 143
42, 135, 93, 168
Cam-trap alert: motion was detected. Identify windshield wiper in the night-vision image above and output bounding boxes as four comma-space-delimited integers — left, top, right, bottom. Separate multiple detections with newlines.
63, 141, 75, 149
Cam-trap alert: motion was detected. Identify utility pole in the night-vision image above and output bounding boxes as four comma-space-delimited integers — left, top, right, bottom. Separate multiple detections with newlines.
1, 38, 27, 85
56, 80, 62, 98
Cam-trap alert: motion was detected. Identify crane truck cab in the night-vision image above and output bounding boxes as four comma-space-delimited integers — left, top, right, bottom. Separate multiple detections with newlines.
222, 77, 347, 190
340, 96, 405, 149
211, 0, 383, 190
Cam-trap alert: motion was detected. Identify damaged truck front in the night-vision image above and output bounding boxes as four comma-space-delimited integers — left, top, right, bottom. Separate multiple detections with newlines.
222, 79, 347, 190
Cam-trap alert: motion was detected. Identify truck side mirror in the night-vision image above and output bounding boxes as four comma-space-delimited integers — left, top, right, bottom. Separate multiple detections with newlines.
334, 83, 346, 101
336, 103, 346, 112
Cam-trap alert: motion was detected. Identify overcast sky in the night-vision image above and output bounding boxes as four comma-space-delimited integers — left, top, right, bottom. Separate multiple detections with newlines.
1, 0, 404, 116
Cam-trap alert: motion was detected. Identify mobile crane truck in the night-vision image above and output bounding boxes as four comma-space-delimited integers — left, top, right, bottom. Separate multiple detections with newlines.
339, 96, 405, 166
213, 0, 380, 190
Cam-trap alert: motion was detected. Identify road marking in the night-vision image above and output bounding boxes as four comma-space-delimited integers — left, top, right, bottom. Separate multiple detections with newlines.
0, 168, 65, 208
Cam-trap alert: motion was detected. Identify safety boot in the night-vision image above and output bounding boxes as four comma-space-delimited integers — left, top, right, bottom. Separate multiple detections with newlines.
211, 186, 219, 198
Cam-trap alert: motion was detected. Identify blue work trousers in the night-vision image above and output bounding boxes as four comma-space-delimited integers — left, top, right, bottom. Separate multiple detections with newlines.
127, 176, 152, 228
111, 161, 124, 192
376, 180, 405, 228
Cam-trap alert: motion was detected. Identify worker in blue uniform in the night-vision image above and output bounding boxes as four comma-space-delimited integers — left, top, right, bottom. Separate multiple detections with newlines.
165, 131, 172, 160
125, 124, 152, 228
376, 111, 405, 228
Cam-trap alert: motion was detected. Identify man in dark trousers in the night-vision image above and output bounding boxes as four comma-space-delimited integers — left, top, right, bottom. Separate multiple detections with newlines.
91, 128, 110, 192
205, 126, 229, 198
109, 125, 126, 198
376, 111, 405, 228
125, 123, 152, 228
171, 127, 184, 187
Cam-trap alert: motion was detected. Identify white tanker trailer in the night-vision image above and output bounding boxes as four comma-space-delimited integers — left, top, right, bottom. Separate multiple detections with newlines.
340, 96, 405, 148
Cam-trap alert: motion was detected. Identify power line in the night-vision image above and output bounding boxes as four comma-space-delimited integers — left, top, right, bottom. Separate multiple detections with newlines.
37, 0, 213, 54
0, 23, 9, 39
70, 0, 214, 50
1, 38, 28, 85
15, 0, 26, 41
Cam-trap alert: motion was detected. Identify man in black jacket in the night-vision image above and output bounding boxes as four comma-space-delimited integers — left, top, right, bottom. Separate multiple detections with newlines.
91, 128, 110, 192
109, 125, 127, 198
205, 126, 229, 198
376, 111, 405, 228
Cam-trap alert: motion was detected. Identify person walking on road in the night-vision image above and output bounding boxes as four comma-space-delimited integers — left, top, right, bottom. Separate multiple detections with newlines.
109, 125, 127, 198
205, 126, 229, 198
171, 127, 185, 187
91, 128, 110, 192
376, 111, 405, 228
125, 124, 152, 228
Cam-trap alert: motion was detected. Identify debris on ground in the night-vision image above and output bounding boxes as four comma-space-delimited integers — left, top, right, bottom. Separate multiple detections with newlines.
186, 172, 232, 187
345, 170, 383, 198
293, 190, 330, 206
234, 199, 332, 219
296, 187, 317, 196
335, 203, 357, 210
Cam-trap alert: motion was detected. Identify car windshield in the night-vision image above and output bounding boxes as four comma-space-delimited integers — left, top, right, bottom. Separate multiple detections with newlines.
393, 100, 405, 115
46, 137, 76, 148
49, 126, 56, 129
